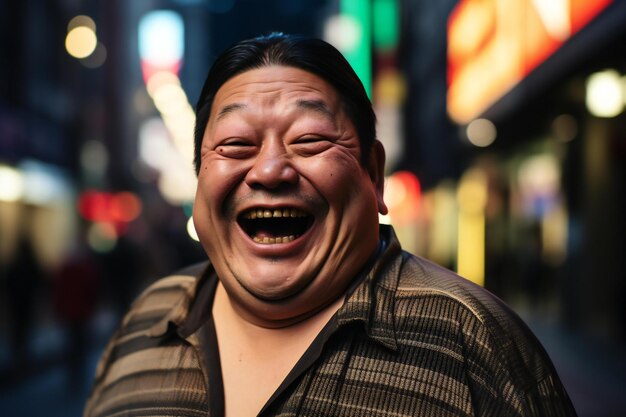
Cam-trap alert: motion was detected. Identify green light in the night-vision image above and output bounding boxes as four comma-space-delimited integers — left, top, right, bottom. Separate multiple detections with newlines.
340, 0, 372, 98
373, 0, 398, 51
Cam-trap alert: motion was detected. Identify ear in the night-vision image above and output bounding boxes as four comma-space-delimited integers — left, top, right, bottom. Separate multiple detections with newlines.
367, 140, 389, 215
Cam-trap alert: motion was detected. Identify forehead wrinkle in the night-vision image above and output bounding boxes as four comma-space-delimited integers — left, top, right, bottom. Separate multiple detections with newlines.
210, 69, 344, 129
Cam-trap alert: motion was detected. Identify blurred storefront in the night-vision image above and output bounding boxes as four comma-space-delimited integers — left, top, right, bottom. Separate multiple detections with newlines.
441, 0, 626, 345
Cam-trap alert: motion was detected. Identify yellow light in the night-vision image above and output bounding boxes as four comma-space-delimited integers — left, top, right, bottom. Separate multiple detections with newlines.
162, 111, 195, 162
426, 181, 457, 267
66, 26, 97, 58
541, 204, 568, 266
456, 169, 487, 286
586, 69, 623, 118
141, 51, 198, 206
0, 165, 24, 202
187, 216, 199, 241
152, 83, 189, 115
375, 69, 406, 105
146, 70, 181, 97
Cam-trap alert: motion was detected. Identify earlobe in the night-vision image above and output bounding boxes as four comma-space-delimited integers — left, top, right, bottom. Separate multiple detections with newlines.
368, 140, 389, 215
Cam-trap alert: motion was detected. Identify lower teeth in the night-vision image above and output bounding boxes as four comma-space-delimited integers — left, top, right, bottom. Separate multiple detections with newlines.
253, 235, 296, 244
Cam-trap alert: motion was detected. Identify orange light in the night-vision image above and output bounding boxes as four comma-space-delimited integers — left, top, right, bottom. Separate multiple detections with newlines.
78, 190, 142, 224
110, 192, 142, 222
385, 171, 421, 224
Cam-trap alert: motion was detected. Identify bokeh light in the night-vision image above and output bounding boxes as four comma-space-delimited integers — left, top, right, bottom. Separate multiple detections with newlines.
65, 25, 98, 59
586, 69, 623, 117
187, 216, 199, 241
0, 165, 24, 202
67, 15, 96, 32
138, 10, 184, 69
466, 118, 497, 147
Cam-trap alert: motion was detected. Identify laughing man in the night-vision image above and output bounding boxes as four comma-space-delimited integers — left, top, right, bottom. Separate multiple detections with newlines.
84, 34, 576, 417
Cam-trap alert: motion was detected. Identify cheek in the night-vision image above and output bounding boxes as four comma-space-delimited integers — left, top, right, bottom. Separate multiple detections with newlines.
197, 158, 249, 207
304, 153, 370, 204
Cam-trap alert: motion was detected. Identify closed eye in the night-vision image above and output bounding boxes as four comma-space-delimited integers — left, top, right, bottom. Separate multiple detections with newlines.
297, 135, 327, 143
215, 140, 256, 158
292, 135, 334, 156
294, 135, 334, 146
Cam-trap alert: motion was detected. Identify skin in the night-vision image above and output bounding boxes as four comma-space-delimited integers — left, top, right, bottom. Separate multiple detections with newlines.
193, 65, 388, 328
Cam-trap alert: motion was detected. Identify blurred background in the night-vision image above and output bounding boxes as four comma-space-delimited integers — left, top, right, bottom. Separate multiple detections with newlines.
1, 0, 625, 415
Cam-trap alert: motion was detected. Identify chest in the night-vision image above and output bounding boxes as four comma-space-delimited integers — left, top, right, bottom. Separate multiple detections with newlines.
258, 331, 478, 417
219, 340, 306, 417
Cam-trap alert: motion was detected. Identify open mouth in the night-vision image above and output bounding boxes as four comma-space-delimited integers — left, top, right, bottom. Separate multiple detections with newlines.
238, 207, 314, 244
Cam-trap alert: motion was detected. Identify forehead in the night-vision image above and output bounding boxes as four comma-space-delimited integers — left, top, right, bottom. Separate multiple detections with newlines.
210, 66, 341, 117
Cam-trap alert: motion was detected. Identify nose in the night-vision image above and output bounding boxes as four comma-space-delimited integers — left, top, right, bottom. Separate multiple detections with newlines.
245, 139, 298, 189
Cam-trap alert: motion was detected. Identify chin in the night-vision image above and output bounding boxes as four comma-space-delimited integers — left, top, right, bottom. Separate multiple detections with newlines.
235, 272, 313, 302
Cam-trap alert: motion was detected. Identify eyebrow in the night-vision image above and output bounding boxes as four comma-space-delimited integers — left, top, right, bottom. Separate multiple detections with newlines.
295, 99, 335, 119
216, 103, 247, 120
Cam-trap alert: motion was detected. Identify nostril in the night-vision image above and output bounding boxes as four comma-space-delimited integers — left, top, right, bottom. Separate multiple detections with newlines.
245, 157, 298, 188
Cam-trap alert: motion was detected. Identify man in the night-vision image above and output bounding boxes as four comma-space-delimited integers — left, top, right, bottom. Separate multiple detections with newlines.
84, 34, 576, 417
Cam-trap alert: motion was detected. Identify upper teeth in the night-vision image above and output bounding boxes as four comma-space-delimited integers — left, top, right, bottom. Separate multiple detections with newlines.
242, 208, 308, 219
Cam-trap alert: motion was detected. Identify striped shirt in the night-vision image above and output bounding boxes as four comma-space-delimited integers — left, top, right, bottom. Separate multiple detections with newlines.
84, 225, 576, 416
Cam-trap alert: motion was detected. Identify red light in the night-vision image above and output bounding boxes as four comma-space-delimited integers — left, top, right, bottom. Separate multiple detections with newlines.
78, 190, 111, 222
78, 190, 142, 226
141, 60, 181, 84
386, 171, 421, 224
110, 192, 142, 223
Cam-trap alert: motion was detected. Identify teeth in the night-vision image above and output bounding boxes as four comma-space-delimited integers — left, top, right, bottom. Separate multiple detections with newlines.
242, 208, 308, 219
252, 235, 297, 244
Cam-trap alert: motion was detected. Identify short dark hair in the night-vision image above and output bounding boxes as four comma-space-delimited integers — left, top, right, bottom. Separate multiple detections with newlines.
193, 33, 377, 174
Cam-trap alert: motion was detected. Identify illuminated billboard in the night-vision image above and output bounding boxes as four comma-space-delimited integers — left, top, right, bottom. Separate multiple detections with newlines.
447, 0, 613, 124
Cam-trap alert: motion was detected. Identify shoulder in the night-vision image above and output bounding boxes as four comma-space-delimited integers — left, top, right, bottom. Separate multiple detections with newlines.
389, 252, 575, 412
84, 261, 211, 417
123, 261, 209, 325
394, 252, 530, 341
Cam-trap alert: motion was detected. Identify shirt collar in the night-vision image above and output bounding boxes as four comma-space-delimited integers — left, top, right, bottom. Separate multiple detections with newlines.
147, 262, 214, 338
148, 225, 404, 351
335, 224, 403, 351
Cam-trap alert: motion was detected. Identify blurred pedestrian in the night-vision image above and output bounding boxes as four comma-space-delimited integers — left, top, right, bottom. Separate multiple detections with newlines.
6, 237, 44, 375
53, 243, 99, 389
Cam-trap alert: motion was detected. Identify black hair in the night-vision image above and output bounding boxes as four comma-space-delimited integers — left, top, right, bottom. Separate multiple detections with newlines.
193, 33, 377, 174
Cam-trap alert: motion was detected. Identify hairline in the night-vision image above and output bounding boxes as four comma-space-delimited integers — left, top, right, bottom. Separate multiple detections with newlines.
201, 63, 366, 153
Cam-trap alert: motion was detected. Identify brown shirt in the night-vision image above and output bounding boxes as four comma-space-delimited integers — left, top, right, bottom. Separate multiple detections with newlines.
84, 225, 576, 416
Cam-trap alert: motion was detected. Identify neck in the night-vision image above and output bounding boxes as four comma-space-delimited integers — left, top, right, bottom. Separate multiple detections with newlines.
213, 281, 344, 337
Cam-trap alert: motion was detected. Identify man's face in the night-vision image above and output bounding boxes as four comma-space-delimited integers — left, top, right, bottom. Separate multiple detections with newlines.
193, 65, 387, 326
